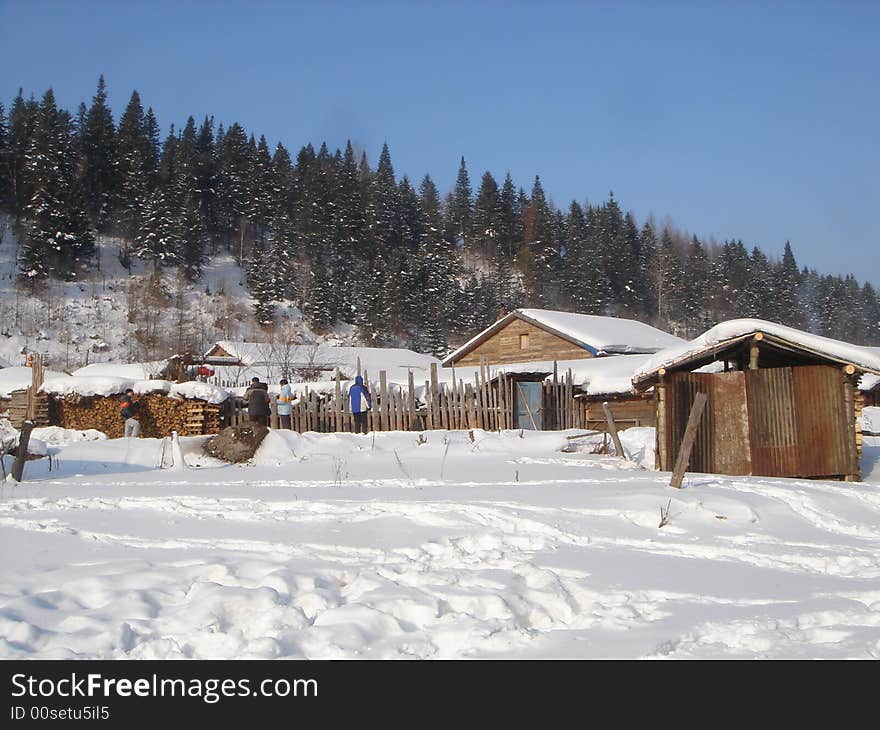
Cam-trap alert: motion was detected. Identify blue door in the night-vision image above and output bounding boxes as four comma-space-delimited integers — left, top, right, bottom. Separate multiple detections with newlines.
515, 381, 543, 430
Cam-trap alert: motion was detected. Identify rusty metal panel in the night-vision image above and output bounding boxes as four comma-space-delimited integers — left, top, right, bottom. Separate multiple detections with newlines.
665, 371, 749, 476
708, 371, 750, 475
791, 365, 849, 478
746, 368, 799, 477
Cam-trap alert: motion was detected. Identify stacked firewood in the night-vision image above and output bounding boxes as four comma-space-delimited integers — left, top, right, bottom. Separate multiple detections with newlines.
50, 392, 194, 438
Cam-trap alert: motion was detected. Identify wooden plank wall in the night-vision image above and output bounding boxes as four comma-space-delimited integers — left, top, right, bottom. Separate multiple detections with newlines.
225, 366, 584, 434
454, 318, 594, 366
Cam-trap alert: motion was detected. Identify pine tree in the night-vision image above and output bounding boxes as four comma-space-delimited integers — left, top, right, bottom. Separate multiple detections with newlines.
470, 171, 501, 264
216, 122, 252, 249
561, 201, 605, 314
79, 75, 117, 228
248, 134, 275, 235
135, 186, 180, 267
519, 176, 558, 305
861, 282, 880, 345
681, 236, 713, 336
0, 102, 7, 206
247, 242, 276, 326
115, 90, 152, 240
449, 156, 473, 251
334, 141, 367, 318
367, 142, 400, 262
636, 221, 659, 321
655, 228, 685, 327
195, 116, 219, 250
6, 90, 39, 216
266, 208, 297, 301
775, 240, 804, 329
301, 249, 338, 331
177, 191, 205, 279
497, 171, 523, 264
20, 89, 93, 281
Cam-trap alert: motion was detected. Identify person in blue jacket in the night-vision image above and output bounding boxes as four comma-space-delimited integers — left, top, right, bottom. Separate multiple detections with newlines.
277, 379, 293, 429
349, 375, 372, 434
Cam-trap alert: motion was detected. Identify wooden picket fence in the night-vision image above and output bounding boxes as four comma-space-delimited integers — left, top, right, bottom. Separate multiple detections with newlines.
222, 362, 583, 433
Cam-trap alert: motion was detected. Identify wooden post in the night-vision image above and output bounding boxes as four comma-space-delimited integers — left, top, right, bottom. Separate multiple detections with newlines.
749, 333, 763, 370
430, 363, 440, 430
407, 370, 416, 431
335, 371, 342, 433
602, 402, 626, 460
379, 370, 388, 432
656, 370, 666, 471
669, 392, 708, 488
11, 421, 35, 482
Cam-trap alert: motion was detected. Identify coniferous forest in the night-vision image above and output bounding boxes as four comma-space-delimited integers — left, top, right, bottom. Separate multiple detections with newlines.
1, 78, 878, 356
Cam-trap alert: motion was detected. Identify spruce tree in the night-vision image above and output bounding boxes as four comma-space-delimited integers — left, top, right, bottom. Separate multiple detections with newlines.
116, 90, 151, 240
79, 75, 117, 228
247, 242, 276, 326
497, 171, 523, 264
367, 142, 400, 263
20, 89, 93, 281
334, 141, 367, 318
470, 171, 501, 264
520, 176, 558, 305
449, 156, 473, 251
681, 236, 713, 336
135, 186, 180, 267
6, 90, 39, 216
776, 240, 804, 329
0, 102, 7, 206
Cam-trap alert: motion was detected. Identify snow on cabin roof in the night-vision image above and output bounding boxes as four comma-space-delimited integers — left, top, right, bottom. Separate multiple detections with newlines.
633, 318, 880, 387
441, 309, 686, 366
205, 341, 441, 383
72, 360, 169, 380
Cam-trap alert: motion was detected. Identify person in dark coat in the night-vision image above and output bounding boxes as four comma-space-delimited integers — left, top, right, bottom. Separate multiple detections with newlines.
245, 377, 270, 426
120, 388, 141, 437
349, 375, 372, 434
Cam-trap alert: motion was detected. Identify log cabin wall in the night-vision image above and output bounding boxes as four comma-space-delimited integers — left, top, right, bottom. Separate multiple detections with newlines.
583, 396, 655, 431
454, 318, 593, 366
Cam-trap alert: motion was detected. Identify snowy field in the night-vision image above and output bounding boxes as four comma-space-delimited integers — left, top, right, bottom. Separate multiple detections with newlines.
2, 426, 880, 659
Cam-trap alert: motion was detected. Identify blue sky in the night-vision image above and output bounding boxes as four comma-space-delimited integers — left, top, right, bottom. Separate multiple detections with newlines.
2, 0, 878, 284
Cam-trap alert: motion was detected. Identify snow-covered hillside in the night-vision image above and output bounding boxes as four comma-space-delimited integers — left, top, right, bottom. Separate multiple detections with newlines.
1, 426, 880, 659
0, 217, 339, 371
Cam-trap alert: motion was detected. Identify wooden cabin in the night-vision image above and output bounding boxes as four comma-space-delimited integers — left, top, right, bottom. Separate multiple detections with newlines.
633, 319, 880, 482
442, 309, 685, 368
443, 309, 684, 430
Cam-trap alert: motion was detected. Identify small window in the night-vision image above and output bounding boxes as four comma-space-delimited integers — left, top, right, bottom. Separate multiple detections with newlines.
519, 333, 530, 350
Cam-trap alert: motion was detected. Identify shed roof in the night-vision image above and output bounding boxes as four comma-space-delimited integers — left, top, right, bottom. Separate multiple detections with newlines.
633, 319, 880, 388
441, 309, 686, 366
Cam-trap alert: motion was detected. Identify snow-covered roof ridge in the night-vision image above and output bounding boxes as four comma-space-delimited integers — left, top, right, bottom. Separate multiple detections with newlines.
633, 318, 880, 386
442, 308, 686, 365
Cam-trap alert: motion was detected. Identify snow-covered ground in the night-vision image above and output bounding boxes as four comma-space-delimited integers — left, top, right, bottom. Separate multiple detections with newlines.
2, 425, 880, 659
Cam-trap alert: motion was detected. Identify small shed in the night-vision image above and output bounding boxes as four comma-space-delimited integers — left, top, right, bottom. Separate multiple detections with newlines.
633, 319, 880, 481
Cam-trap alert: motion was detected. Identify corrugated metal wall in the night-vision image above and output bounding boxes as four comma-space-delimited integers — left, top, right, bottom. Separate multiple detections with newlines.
664, 365, 852, 479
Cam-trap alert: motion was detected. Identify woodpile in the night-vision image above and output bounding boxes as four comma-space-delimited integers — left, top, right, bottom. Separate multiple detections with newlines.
183, 400, 222, 436
8, 390, 50, 429
49, 391, 223, 438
